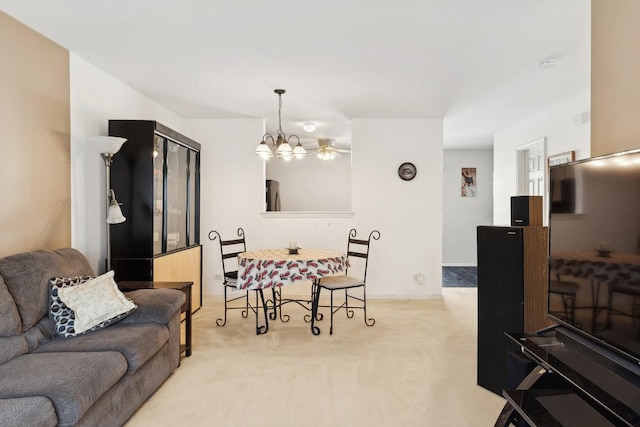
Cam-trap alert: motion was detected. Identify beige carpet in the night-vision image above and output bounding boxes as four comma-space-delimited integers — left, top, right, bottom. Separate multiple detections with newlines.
126, 288, 505, 426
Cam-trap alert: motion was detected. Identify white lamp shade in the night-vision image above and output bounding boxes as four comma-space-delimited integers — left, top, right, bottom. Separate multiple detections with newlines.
107, 201, 126, 224
254, 140, 274, 158
276, 146, 293, 160
275, 140, 293, 160
293, 142, 307, 159
93, 136, 127, 155
276, 141, 293, 154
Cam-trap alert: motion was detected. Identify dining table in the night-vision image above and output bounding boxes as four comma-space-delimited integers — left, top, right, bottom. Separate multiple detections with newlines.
237, 248, 350, 334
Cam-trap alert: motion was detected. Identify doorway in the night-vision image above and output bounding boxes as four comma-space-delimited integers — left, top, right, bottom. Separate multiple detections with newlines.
516, 138, 547, 221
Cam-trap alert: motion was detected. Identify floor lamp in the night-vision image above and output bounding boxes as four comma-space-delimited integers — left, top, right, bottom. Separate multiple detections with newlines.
93, 136, 127, 272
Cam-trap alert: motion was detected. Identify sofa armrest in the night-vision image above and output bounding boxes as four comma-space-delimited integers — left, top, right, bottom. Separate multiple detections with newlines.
119, 289, 185, 325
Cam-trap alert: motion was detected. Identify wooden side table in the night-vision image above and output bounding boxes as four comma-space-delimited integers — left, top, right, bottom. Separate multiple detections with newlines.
118, 281, 192, 357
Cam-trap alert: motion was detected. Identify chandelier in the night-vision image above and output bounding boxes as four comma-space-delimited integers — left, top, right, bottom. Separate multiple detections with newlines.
254, 89, 307, 160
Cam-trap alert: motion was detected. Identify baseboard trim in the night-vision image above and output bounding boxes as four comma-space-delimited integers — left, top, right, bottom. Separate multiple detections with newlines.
442, 263, 477, 267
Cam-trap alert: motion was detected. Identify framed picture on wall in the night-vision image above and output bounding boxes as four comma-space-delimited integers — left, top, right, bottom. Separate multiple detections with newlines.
461, 167, 476, 197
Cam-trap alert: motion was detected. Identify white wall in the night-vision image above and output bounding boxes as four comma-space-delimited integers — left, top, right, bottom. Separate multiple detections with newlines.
187, 118, 267, 297
70, 54, 444, 299
191, 117, 444, 298
492, 92, 591, 225
443, 150, 493, 265
70, 54, 190, 274
352, 118, 443, 298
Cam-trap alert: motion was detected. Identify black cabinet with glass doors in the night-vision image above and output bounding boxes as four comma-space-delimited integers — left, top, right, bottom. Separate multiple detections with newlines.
108, 120, 202, 311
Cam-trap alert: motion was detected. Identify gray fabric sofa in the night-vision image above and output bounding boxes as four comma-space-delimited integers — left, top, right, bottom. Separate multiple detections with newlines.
0, 248, 185, 427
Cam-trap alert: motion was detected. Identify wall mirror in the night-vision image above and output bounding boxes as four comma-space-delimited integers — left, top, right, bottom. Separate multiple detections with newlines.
264, 139, 352, 213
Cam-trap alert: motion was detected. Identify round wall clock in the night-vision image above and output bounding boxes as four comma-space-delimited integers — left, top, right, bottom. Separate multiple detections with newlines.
398, 162, 417, 181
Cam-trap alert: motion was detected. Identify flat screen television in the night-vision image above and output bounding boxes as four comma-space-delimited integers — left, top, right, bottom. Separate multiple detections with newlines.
549, 148, 640, 364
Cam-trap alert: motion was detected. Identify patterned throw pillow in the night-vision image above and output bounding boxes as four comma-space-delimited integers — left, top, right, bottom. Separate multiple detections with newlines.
49, 272, 136, 338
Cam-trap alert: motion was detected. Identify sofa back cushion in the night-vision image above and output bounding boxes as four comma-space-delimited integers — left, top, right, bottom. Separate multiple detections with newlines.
0, 276, 21, 336
0, 248, 94, 333
0, 276, 29, 365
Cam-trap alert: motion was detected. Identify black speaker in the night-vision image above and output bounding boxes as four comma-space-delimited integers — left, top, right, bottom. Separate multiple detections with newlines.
511, 196, 542, 226
477, 226, 525, 395
477, 225, 549, 396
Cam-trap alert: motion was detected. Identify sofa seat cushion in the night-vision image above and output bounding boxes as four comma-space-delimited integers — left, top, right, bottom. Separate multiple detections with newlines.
121, 288, 185, 325
35, 322, 169, 373
0, 351, 127, 427
0, 397, 57, 427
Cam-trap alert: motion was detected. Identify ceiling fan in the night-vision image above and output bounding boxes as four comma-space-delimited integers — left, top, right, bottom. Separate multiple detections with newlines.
308, 138, 351, 160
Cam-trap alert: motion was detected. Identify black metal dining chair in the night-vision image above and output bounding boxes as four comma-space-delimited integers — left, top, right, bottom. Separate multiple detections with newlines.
208, 228, 248, 326
208, 228, 269, 334
315, 228, 380, 335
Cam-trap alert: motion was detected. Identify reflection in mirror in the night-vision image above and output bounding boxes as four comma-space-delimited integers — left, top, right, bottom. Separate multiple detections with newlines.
265, 152, 351, 211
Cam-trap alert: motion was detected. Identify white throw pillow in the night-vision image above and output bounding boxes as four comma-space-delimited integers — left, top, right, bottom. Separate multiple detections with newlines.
57, 271, 137, 334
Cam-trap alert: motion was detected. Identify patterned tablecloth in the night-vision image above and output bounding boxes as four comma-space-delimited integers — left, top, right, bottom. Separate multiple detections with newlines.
551, 251, 640, 285
237, 248, 350, 290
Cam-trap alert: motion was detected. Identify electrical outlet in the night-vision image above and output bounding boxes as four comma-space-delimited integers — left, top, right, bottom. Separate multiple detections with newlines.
413, 273, 425, 284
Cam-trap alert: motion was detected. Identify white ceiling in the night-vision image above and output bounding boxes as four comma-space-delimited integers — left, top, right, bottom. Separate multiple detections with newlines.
0, 0, 590, 149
